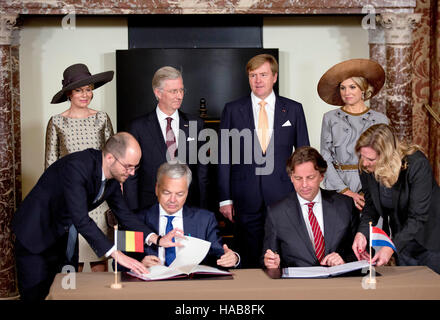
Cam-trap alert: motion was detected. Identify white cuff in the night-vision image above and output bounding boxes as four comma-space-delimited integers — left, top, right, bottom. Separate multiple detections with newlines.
105, 245, 116, 258
145, 232, 155, 246
233, 251, 241, 268
219, 200, 233, 208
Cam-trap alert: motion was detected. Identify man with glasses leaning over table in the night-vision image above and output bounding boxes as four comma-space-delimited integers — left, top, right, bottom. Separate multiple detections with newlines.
12, 132, 183, 301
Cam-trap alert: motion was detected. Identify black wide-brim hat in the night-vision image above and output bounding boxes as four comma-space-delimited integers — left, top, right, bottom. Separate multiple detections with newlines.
317, 58, 385, 106
51, 63, 114, 104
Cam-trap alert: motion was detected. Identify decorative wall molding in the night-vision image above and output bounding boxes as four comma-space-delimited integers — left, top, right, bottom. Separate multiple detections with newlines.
2, 0, 416, 15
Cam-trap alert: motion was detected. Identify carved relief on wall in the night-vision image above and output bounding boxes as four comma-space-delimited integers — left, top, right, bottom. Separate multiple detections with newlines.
412, 0, 430, 151
412, 0, 440, 182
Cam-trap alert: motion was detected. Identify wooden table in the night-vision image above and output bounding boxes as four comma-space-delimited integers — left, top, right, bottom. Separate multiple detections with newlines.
46, 266, 440, 300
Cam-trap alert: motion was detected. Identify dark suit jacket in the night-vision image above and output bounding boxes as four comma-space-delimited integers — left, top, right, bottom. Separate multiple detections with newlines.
12, 149, 153, 258
218, 95, 310, 214
262, 189, 358, 267
124, 109, 208, 211
358, 150, 440, 253
126, 204, 225, 267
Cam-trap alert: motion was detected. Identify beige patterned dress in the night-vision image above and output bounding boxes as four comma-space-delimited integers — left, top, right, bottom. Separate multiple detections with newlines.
45, 111, 114, 263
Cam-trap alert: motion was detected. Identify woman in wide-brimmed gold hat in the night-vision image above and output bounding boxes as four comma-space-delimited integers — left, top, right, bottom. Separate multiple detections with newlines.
46, 63, 114, 272
318, 59, 388, 211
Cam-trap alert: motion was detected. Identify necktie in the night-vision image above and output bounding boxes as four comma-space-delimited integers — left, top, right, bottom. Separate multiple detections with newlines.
66, 179, 106, 261
257, 100, 269, 153
164, 215, 176, 266
307, 202, 325, 262
165, 117, 177, 160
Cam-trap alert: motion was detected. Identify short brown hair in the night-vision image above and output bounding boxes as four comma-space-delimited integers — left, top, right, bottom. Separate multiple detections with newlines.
103, 132, 134, 159
286, 146, 327, 176
246, 54, 278, 75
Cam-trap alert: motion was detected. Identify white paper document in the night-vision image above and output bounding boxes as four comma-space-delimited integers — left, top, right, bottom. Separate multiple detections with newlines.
128, 235, 231, 281
281, 260, 371, 279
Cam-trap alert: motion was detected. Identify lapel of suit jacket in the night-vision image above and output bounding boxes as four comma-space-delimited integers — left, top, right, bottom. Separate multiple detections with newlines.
178, 110, 190, 157
391, 165, 405, 215
321, 189, 337, 255
146, 111, 167, 157
284, 193, 317, 259
273, 95, 288, 131
182, 205, 197, 237
146, 204, 160, 256
265, 95, 288, 152
93, 150, 105, 202
367, 173, 384, 217
240, 97, 255, 130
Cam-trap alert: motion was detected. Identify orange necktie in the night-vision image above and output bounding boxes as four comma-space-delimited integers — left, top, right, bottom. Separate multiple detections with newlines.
257, 100, 269, 153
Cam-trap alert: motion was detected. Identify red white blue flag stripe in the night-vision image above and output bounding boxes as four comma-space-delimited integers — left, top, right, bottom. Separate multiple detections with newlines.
370, 226, 396, 251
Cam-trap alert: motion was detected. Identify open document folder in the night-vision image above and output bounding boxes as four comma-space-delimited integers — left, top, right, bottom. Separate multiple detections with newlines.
128, 236, 231, 281
281, 260, 371, 279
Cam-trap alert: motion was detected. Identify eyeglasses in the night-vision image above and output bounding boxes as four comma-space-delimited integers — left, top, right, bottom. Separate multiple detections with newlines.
160, 88, 186, 95
112, 154, 139, 173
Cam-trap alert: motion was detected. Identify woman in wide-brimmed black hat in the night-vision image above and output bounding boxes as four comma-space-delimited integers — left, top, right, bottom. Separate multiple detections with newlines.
45, 63, 114, 272
318, 59, 389, 211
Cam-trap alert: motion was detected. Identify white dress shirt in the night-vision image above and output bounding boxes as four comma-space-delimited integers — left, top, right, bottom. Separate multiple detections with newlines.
156, 106, 179, 148
251, 90, 276, 137
296, 190, 325, 251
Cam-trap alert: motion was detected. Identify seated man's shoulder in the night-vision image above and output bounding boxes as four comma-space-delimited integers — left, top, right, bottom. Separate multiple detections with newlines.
188, 206, 216, 218
322, 189, 355, 214
268, 193, 297, 213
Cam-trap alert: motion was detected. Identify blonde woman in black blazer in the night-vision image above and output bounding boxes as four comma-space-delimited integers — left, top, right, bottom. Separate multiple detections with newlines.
352, 124, 440, 274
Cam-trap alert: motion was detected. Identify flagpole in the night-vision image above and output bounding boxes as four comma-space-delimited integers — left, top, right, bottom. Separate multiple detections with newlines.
111, 225, 122, 289
368, 221, 376, 284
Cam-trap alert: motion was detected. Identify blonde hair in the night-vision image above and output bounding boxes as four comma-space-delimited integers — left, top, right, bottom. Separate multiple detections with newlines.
246, 54, 278, 75
355, 124, 421, 187
152, 66, 182, 91
345, 76, 374, 101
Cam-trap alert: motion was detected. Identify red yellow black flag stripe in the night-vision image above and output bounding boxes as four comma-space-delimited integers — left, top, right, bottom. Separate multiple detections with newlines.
116, 230, 144, 252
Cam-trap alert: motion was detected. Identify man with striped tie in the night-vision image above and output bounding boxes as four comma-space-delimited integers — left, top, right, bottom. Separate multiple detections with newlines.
263, 146, 358, 268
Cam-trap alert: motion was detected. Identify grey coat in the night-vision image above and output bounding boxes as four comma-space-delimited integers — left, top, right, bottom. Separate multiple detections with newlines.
320, 107, 388, 193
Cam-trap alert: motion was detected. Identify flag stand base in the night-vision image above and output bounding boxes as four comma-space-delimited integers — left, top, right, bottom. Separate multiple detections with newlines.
110, 283, 123, 289
366, 277, 376, 284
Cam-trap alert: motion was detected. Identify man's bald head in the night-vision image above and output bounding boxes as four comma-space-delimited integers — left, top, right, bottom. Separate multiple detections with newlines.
103, 132, 140, 159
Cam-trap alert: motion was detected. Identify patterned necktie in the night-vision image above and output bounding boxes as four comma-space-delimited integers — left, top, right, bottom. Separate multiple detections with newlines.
66, 179, 106, 261
165, 117, 177, 160
307, 202, 325, 262
257, 100, 269, 153
164, 215, 176, 266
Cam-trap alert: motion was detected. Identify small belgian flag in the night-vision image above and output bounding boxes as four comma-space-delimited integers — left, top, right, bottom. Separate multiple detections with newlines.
116, 230, 144, 252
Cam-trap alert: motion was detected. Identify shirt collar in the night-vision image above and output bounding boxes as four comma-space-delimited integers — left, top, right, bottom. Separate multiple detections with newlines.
251, 90, 276, 108
296, 189, 322, 206
156, 106, 179, 122
159, 203, 183, 219
101, 168, 106, 182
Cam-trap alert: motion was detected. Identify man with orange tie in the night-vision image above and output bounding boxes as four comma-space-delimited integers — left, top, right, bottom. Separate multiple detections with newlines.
262, 146, 358, 268
218, 54, 310, 267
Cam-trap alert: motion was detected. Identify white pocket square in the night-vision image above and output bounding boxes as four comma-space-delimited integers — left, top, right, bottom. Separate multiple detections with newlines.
187, 137, 195, 141
282, 120, 292, 127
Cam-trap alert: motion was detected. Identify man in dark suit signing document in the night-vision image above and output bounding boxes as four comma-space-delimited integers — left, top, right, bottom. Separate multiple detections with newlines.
263, 146, 358, 268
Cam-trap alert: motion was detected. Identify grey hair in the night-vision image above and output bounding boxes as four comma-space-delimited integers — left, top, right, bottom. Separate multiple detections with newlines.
156, 161, 192, 187
152, 66, 182, 92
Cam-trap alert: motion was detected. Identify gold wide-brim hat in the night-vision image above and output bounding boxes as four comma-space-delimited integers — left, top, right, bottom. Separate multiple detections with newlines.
317, 58, 385, 106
